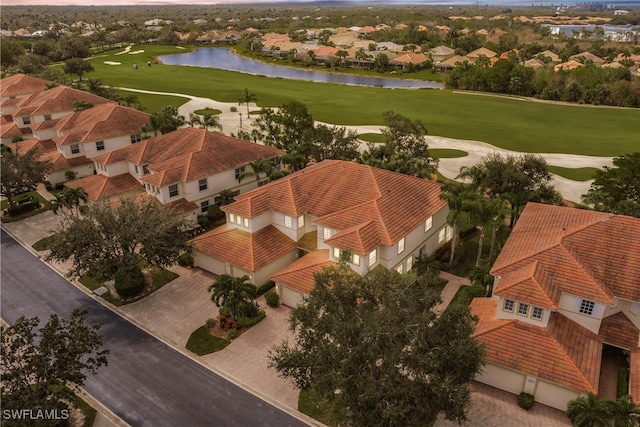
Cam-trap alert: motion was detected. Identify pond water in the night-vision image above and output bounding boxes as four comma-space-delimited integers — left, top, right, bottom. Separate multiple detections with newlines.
159, 48, 443, 89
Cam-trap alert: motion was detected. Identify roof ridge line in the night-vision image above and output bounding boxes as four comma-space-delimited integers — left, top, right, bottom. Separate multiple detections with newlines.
473, 318, 516, 338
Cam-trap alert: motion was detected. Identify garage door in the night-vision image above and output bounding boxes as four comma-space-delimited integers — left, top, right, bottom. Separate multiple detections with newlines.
280, 285, 304, 308
476, 363, 526, 395
194, 251, 225, 275
534, 380, 579, 411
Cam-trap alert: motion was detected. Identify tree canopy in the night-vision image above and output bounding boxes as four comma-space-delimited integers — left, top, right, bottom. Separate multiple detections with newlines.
147, 105, 186, 136
0, 144, 51, 208
582, 152, 640, 218
63, 57, 94, 81
1, 309, 108, 417
269, 265, 484, 427
46, 196, 191, 280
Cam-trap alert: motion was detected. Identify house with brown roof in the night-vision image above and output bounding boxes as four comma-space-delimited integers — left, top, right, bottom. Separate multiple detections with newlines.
191, 160, 451, 306
471, 203, 640, 411
68, 127, 285, 220
390, 52, 428, 69
428, 45, 455, 63
570, 51, 605, 66
467, 47, 497, 62
0, 74, 52, 101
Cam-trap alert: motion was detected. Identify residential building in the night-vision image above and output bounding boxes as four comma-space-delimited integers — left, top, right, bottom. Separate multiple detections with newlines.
67, 127, 285, 220
471, 203, 640, 411
429, 45, 455, 63
192, 160, 451, 306
466, 47, 497, 62
0, 74, 52, 101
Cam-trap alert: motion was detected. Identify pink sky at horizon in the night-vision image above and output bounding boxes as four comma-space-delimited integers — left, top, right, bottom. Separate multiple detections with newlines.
1, 0, 253, 5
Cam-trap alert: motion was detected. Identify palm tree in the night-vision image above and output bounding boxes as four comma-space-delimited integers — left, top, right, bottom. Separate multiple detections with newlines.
217, 189, 237, 206
238, 88, 257, 116
610, 395, 640, 427
465, 196, 505, 266
469, 262, 493, 296
414, 254, 441, 280
566, 392, 612, 427
63, 187, 89, 216
440, 182, 472, 265
243, 158, 274, 185
281, 151, 306, 172
201, 113, 222, 132
208, 275, 258, 321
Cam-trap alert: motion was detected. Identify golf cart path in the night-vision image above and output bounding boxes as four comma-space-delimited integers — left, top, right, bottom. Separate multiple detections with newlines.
116, 87, 613, 203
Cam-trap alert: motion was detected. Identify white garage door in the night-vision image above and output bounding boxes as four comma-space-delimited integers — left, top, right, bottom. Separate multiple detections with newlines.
475, 363, 526, 395
194, 251, 225, 275
534, 380, 580, 411
280, 286, 304, 308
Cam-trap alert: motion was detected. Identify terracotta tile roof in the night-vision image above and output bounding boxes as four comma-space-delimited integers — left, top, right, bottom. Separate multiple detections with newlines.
391, 52, 428, 65
52, 104, 150, 146
7, 138, 91, 173
493, 261, 559, 309
0, 74, 51, 98
1, 115, 25, 139
437, 55, 469, 68
570, 51, 605, 64
66, 173, 143, 201
325, 220, 380, 255
555, 60, 584, 72
224, 161, 446, 254
12, 85, 114, 118
472, 298, 602, 393
492, 203, 640, 305
99, 127, 284, 186
467, 47, 497, 58
271, 250, 336, 294
630, 352, 640, 405
30, 117, 63, 131
192, 225, 296, 272
297, 230, 318, 253
598, 312, 639, 351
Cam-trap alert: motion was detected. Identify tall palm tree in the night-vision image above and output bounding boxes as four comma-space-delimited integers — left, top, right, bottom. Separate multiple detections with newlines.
414, 254, 441, 280
566, 392, 613, 427
238, 158, 274, 185
281, 151, 306, 172
238, 88, 257, 116
208, 275, 258, 321
469, 262, 493, 296
201, 113, 222, 132
440, 182, 472, 265
465, 196, 505, 267
217, 189, 237, 206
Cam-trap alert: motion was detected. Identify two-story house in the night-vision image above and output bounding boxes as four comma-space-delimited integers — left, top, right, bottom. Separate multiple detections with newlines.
1, 74, 52, 143
66, 127, 285, 220
471, 203, 640, 411
191, 160, 452, 306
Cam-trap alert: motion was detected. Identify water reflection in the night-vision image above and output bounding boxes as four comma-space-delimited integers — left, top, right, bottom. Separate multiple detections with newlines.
159, 48, 443, 89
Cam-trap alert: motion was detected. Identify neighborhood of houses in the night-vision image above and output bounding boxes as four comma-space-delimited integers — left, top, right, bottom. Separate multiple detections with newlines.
1, 72, 639, 415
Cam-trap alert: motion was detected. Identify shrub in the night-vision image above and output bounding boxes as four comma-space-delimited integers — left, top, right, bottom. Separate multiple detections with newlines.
265, 290, 280, 308
238, 310, 266, 328
11, 135, 24, 143
219, 306, 230, 317
177, 252, 194, 267
517, 392, 535, 410
65, 170, 77, 181
218, 313, 239, 331
114, 265, 145, 298
197, 214, 210, 228
44, 181, 52, 191
7, 201, 39, 216
205, 318, 216, 329
230, 106, 237, 112
256, 280, 275, 296
207, 204, 224, 221
55, 183, 65, 190
225, 328, 239, 340
618, 368, 630, 398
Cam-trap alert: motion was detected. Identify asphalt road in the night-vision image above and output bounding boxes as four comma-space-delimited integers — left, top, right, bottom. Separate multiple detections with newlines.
0, 230, 309, 427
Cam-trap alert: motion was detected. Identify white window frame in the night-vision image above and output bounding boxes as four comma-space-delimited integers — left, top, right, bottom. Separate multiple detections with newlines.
96, 140, 105, 151
425, 216, 433, 232
130, 134, 142, 144
396, 264, 404, 274
235, 166, 245, 180
578, 299, 595, 316
323, 227, 332, 240
143, 165, 150, 175
22, 117, 31, 125
532, 307, 544, 321
406, 255, 413, 272
298, 215, 305, 229
397, 237, 405, 254
438, 228, 446, 243
243, 217, 249, 228
134, 165, 139, 174
517, 303, 529, 317
368, 249, 377, 267
503, 299, 514, 312
284, 215, 293, 229
70, 144, 80, 154
44, 114, 52, 121
200, 200, 209, 214
169, 184, 179, 198
352, 253, 360, 266
332, 247, 340, 259
229, 213, 235, 223
199, 178, 207, 191
236, 215, 243, 226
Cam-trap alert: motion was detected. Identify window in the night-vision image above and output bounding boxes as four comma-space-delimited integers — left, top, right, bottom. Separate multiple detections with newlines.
199, 179, 207, 191
22, 117, 31, 125
229, 213, 235, 224
438, 228, 446, 243
236, 215, 243, 225
243, 217, 249, 228
44, 114, 52, 121
298, 215, 305, 229
169, 184, 178, 198
333, 247, 340, 259
396, 264, 404, 274
272, 157, 281, 170
425, 216, 433, 231
143, 165, 149, 175
368, 249, 377, 267
503, 299, 514, 312
406, 256, 413, 272
258, 179, 269, 187
70, 144, 80, 154
200, 200, 209, 213
579, 299, 595, 316
323, 228, 332, 240
130, 134, 142, 144
284, 215, 293, 228
235, 166, 245, 180
517, 303, 529, 317
446, 226, 452, 241
397, 237, 405, 254
96, 141, 105, 151
134, 165, 139, 174
352, 253, 360, 266
532, 307, 544, 320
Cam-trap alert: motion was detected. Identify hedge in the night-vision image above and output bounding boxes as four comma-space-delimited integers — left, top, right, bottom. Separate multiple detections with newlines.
114, 266, 145, 297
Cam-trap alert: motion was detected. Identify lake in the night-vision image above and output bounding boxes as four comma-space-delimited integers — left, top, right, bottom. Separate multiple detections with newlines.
159, 48, 444, 89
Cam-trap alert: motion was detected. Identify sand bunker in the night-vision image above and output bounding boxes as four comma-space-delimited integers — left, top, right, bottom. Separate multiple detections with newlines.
128, 50, 145, 55
104, 61, 121, 65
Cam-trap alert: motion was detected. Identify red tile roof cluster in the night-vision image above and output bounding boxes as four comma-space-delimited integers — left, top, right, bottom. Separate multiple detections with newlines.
92, 127, 284, 186
224, 160, 446, 255
492, 203, 640, 305
52, 104, 150, 146
12, 85, 114, 118
192, 225, 296, 272
471, 298, 602, 393
6, 138, 91, 173
271, 250, 336, 294
598, 312, 640, 351
66, 174, 143, 201
0, 74, 52, 98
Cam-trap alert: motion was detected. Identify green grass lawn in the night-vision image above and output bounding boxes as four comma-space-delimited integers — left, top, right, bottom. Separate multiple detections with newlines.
358, 133, 385, 143
1, 191, 52, 223
193, 108, 222, 115
548, 165, 600, 181
430, 148, 468, 159
114, 89, 187, 113
186, 326, 230, 355
32, 234, 57, 251
298, 385, 346, 427
85, 44, 639, 157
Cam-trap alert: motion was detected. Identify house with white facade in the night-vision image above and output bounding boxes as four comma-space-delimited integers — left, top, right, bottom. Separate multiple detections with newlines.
67, 127, 285, 220
471, 203, 640, 411
192, 160, 451, 306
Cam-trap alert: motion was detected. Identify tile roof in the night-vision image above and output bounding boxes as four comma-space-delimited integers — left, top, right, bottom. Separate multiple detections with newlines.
66, 173, 143, 201
223, 160, 446, 254
7, 138, 91, 173
570, 51, 605, 64
0, 74, 51, 98
12, 85, 114, 118
467, 47, 497, 58
95, 127, 284, 186
192, 224, 296, 272
598, 312, 639, 351
52, 103, 150, 146
1, 115, 25, 139
271, 249, 337, 294
491, 203, 640, 305
391, 53, 428, 65
630, 352, 640, 404
493, 261, 560, 309
555, 60, 584, 72
297, 230, 318, 253
472, 298, 602, 393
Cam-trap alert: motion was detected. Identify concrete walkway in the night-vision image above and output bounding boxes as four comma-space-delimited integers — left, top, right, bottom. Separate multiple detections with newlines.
433, 271, 470, 314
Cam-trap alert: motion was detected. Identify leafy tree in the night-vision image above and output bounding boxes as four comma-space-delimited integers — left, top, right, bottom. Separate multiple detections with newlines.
360, 111, 438, 178
208, 274, 258, 321
216, 189, 238, 206
148, 105, 185, 136
63, 57, 94, 81
0, 144, 51, 208
45, 196, 190, 281
310, 124, 360, 162
373, 53, 389, 72
238, 88, 257, 116
15, 54, 51, 75
73, 100, 93, 111
254, 101, 315, 158
566, 392, 613, 427
269, 265, 484, 427
1, 309, 108, 417
469, 262, 493, 296
582, 153, 640, 218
